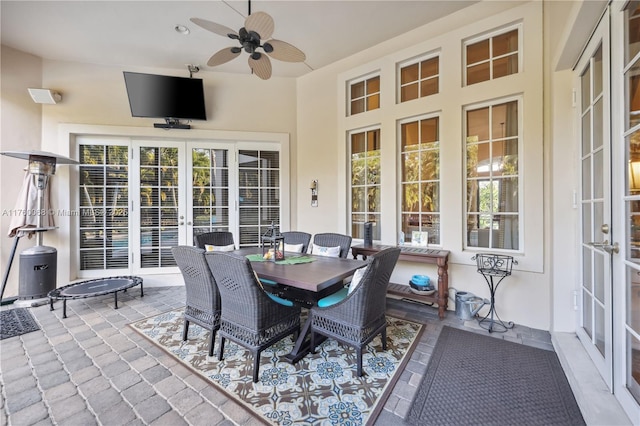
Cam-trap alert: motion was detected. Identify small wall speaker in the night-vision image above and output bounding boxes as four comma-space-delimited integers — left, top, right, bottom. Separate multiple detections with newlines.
27, 88, 62, 104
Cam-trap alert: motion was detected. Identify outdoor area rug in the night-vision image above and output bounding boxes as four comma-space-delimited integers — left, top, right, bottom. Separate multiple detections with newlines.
130, 308, 424, 425
0, 307, 40, 340
405, 326, 585, 426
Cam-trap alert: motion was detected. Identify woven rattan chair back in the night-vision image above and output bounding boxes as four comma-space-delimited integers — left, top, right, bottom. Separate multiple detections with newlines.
281, 231, 312, 254
171, 246, 222, 356
312, 233, 353, 259
204, 252, 301, 382
193, 231, 235, 249
309, 246, 401, 376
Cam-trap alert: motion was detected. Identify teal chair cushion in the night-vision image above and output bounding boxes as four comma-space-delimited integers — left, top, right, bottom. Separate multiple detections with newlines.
266, 293, 294, 307
260, 278, 278, 286
317, 287, 349, 308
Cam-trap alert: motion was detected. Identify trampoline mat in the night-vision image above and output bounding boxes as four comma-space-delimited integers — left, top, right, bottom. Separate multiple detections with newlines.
57, 277, 141, 298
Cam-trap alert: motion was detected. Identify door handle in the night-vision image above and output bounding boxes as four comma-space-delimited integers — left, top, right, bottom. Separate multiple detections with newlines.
587, 240, 620, 254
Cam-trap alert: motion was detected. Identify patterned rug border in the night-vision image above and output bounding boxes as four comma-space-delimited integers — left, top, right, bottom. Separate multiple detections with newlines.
128, 314, 270, 425
129, 308, 425, 425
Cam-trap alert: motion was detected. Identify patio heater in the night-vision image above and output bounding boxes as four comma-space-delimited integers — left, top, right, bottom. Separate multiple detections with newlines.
1, 151, 78, 301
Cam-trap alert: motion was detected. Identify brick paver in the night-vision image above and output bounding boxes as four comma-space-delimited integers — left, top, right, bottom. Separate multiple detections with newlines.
48, 394, 87, 421
0, 286, 554, 426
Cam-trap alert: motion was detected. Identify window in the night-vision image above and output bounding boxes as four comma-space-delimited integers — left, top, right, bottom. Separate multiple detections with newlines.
399, 55, 439, 102
349, 74, 380, 115
626, 1, 640, 64
465, 99, 520, 250
350, 128, 381, 239
465, 28, 519, 85
399, 116, 440, 245
79, 144, 129, 270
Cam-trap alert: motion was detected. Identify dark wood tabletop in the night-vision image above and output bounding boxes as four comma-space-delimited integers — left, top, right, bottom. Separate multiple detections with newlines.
234, 247, 367, 364
234, 247, 367, 292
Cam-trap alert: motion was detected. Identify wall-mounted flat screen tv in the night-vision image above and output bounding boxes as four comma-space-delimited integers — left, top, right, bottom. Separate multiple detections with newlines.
123, 72, 207, 126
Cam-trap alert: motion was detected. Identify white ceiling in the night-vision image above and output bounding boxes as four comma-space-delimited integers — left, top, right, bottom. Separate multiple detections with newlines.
1, 0, 478, 78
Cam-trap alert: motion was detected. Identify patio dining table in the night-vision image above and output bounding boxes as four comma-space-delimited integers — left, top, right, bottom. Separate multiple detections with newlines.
235, 247, 367, 363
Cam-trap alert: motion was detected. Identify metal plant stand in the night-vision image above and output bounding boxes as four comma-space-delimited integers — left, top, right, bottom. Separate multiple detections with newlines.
472, 253, 517, 333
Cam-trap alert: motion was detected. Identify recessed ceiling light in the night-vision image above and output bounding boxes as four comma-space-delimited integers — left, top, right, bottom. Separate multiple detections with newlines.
175, 25, 190, 35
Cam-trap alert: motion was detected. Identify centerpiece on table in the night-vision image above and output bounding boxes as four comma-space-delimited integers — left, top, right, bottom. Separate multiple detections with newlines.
261, 222, 285, 262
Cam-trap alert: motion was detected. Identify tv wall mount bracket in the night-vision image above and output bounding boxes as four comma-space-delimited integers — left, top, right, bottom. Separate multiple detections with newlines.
154, 118, 191, 130
187, 64, 200, 78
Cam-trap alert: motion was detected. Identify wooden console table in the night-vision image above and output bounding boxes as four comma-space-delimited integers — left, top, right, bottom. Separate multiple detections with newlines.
351, 244, 450, 319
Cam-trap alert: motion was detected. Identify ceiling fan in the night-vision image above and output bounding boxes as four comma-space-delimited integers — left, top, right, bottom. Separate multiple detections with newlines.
190, 2, 306, 80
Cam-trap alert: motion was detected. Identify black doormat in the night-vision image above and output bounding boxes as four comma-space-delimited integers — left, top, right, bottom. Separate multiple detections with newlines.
1, 308, 40, 340
406, 326, 585, 426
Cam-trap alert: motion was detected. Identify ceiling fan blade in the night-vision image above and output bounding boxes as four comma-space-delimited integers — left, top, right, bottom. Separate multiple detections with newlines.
207, 47, 241, 67
265, 39, 306, 62
249, 54, 272, 80
190, 18, 238, 38
245, 11, 274, 40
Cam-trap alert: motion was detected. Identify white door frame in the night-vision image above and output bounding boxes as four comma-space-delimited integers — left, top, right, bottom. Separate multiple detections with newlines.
64, 125, 290, 283
575, 9, 613, 390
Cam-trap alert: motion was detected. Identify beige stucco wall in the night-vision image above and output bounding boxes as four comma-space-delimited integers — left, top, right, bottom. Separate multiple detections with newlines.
546, 0, 585, 333
0, 46, 44, 299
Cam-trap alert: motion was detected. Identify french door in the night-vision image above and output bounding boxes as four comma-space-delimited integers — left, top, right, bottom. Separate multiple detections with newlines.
576, 11, 614, 389
77, 137, 282, 277
131, 141, 236, 274
574, 4, 640, 420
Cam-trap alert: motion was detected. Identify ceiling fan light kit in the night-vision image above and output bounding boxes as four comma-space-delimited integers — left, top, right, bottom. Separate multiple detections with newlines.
190, 8, 305, 80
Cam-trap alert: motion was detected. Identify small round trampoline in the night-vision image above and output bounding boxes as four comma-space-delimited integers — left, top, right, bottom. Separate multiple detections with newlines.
48, 276, 143, 318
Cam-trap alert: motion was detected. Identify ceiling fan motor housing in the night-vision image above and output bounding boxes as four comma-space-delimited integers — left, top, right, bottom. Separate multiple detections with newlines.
238, 28, 263, 54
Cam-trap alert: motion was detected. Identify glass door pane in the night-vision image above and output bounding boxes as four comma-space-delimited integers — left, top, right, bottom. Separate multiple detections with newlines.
190, 146, 231, 241
626, 266, 640, 403
138, 144, 182, 269
238, 149, 281, 247
78, 143, 129, 271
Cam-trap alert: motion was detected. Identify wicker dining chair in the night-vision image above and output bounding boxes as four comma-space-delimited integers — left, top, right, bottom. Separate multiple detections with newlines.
311, 233, 353, 259
309, 247, 401, 376
194, 231, 235, 250
171, 246, 222, 357
281, 231, 312, 254
204, 252, 301, 383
